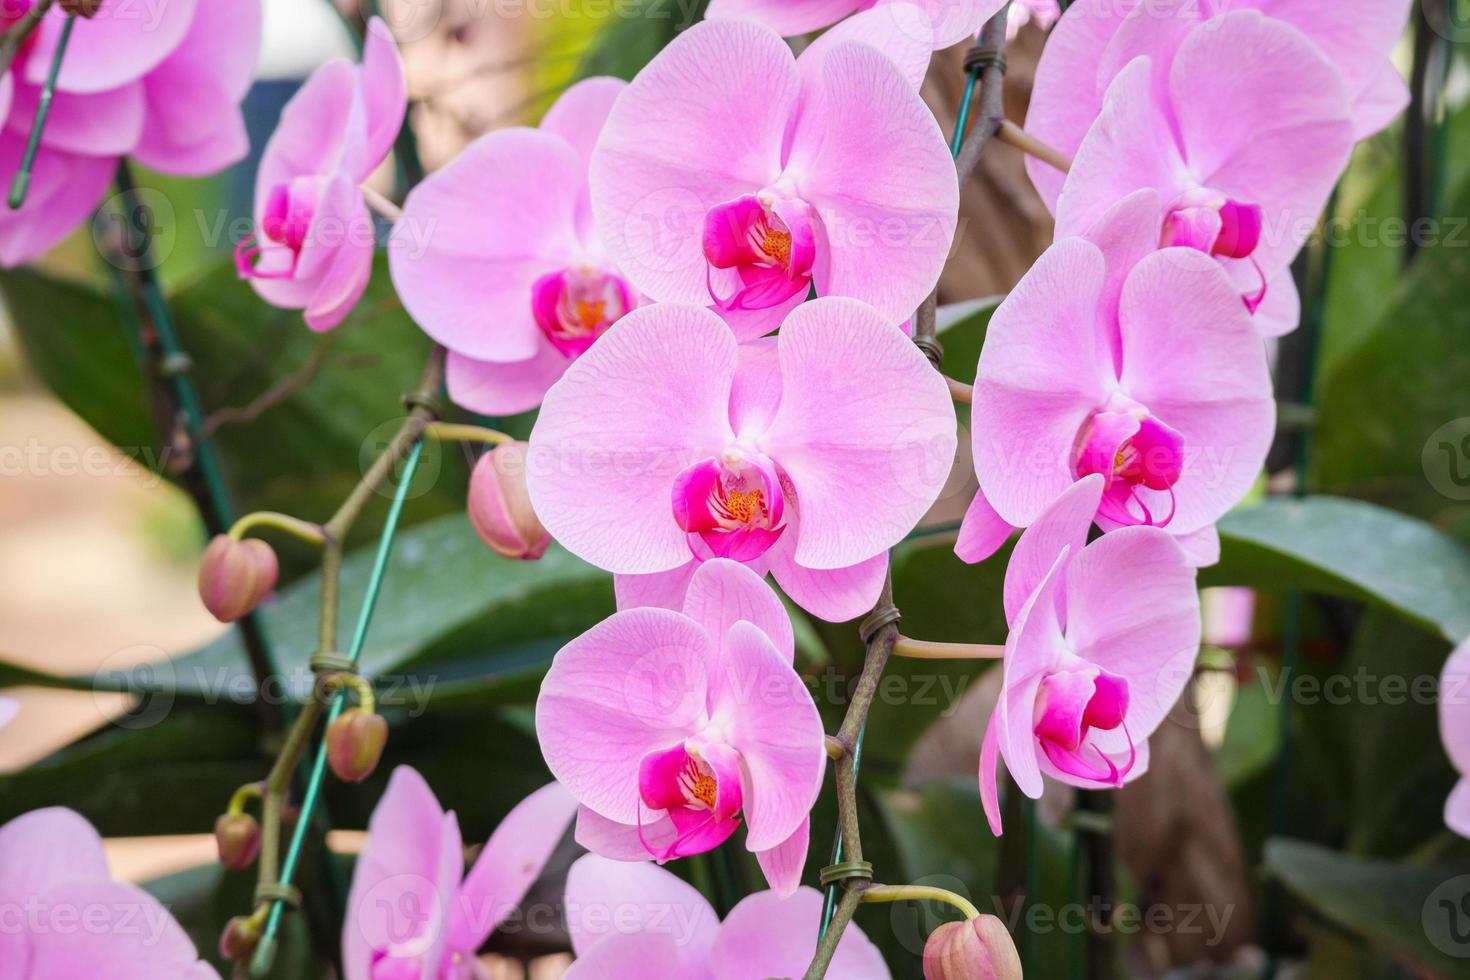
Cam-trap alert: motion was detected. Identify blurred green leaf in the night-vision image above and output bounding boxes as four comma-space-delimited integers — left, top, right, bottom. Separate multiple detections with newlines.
1, 256, 467, 530
935, 295, 1002, 385
574, 0, 707, 81
1265, 838, 1470, 979
1208, 496, 1470, 643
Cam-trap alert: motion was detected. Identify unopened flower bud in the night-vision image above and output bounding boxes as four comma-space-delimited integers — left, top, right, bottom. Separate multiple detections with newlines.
219, 915, 260, 962
923, 916, 1022, 980
198, 535, 278, 622
60, 0, 105, 16
214, 812, 262, 870
468, 443, 551, 560
326, 708, 387, 783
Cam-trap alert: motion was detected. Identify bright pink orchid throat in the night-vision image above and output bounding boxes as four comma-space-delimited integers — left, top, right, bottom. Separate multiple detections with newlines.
702, 193, 816, 312
1074, 403, 1184, 528
1034, 656, 1136, 786
1161, 189, 1267, 311
672, 451, 787, 562
637, 741, 744, 861
235, 177, 325, 281
531, 266, 634, 358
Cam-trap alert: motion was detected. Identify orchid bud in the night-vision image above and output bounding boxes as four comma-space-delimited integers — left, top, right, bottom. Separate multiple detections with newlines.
326, 708, 387, 783
60, 0, 105, 16
219, 915, 260, 962
923, 916, 1022, 980
197, 535, 278, 622
468, 443, 551, 560
214, 812, 262, 870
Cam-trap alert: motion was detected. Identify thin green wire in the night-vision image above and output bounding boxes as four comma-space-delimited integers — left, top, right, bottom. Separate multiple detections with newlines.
8, 15, 74, 210
951, 69, 980, 158
253, 440, 426, 974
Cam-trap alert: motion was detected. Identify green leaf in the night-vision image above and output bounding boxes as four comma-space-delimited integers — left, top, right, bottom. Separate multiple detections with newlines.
1208, 496, 1470, 643
574, 0, 707, 81
1, 256, 467, 529
92, 512, 613, 706
1265, 838, 1470, 978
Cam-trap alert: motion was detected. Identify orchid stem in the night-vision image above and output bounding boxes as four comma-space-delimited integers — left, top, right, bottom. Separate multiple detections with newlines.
862, 884, 982, 920
995, 120, 1072, 174
946, 376, 973, 404
892, 636, 1004, 660
229, 512, 327, 548
360, 183, 403, 223
9, 13, 74, 211
423, 421, 513, 448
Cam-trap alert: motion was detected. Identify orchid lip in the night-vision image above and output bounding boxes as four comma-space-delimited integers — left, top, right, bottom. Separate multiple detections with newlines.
672, 452, 788, 562
636, 741, 744, 861
531, 265, 634, 359
702, 192, 816, 312
1074, 409, 1184, 528
1034, 664, 1137, 787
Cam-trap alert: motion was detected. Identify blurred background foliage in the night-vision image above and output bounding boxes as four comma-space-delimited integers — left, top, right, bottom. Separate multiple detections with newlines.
1, 1, 1470, 978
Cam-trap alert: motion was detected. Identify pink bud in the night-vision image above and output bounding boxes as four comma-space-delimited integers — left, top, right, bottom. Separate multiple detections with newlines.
213, 812, 262, 870
219, 915, 259, 962
326, 708, 387, 783
923, 916, 1022, 980
468, 443, 551, 560
197, 535, 278, 623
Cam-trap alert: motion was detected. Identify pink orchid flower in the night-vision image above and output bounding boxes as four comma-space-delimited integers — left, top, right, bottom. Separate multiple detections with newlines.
236, 17, 405, 332
0, 807, 218, 978
1007, 0, 1060, 38
537, 559, 824, 895
0, 0, 260, 267
706, 0, 1005, 49
1440, 640, 1470, 838
563, 854, 891, 978
390, 78, 640, 416
589, 18, 958, 338
343, 766, 577, 980
961, 231, 1273, 568
1028, 0, 1407, 214
526, 298, 955, 622
979, 475, 1201, 834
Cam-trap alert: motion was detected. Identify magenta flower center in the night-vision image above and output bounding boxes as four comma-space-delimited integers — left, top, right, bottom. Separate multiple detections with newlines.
637, 741, 744, 861
702, 192, 816, 312
671, 450, 788, 562
1074, 406, 1184, 528
1161, 188, 1268, 311
1033, 659, 1136, 786
531, 266, 634, 359
235, 177, 326, 281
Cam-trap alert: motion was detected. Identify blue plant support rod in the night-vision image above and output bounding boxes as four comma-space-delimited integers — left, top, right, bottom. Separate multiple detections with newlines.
9, 15, 74, 210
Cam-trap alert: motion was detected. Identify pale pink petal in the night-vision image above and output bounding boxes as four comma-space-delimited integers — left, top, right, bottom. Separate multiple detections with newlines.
29, 0, 198, 93
706, 622, 824, 851
391, 129, 583, 362
451, 782, 578, 952
565, 932, 701, 979
343, 767, 460, 980
0, 807, 109, 900
1064, 527, 1200, 740
1079, 187, 1164, 369
1446, 778, 1470, 839
255, 60, 359, 209
1003, 475, 1103, 626
359, 18, 408, 177
798, 4, 933, 91
972, 238, 1112, 527
615, 561, 701, 612
0, 137, 113, 268
729, 337, 783, 437
916, 0, 1009, 48
1249, 267, 1301, 338
537, 609, 712, 824
1116, 249, 1274, 534
24, 880, 217, 980
711, 887, 890, 980
754, 816, 809, 897
590, 20, 797, 304
761, 298, 956, 569
9, 80, 143, 156
682, 557, 795, 664
445, 343, 571, 416
1168, 12, 1354, 275
1053, 56, 1188, 242
564, 853, 720, 959
1036, 727, 1152, 789
955, 487, 1015, 565
996, 547, 1071, 800
794, 42, 958, 324
527, 304, 738, 574
1439, 641, 1470, 777
979, 715, 1004, 834
573, 806, 659, 861
303, 179, 375, 332
1173, 523, 1220, 567
540, 76, 627, 172
1351, 59, 1410, 139
704, 0, 860, 36
1023, 0, 1140, 209
767, 541, 888, 623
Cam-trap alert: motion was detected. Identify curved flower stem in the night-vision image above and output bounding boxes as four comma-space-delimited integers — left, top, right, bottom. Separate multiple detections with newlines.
946, 376, 974, 404
228, 512, 328, 548
892, 636, 1004, 661
805, 884, 868, 980
862, 884, 982, 920
423, 421, 514, 448
360, 184, 403, 224
227, 782, 265, 817
995, 120, 1072, 174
